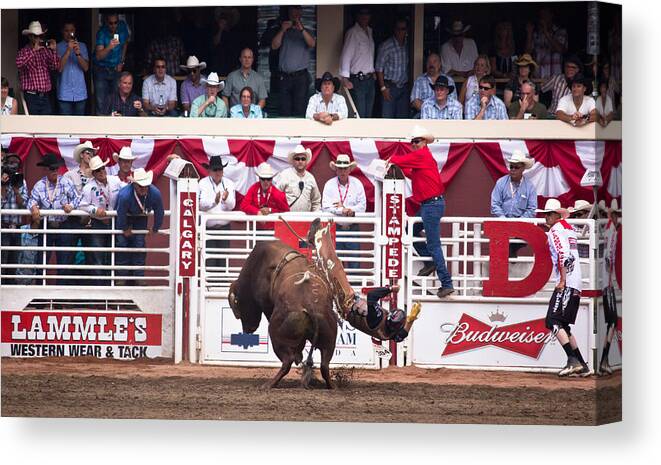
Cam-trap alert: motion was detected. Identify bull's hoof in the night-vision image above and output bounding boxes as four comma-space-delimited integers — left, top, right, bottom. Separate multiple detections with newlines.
325, 382, 335, 390
260, 381, 276, 390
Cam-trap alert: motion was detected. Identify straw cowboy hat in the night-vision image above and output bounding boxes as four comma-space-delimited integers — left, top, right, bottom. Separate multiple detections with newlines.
202, 72, 225, 90
202, 155, 229, 170
88, 156, 109, 172
112, 146, 137, 162
133, 168, 154, 187
255, 163, 276, 179
569, 199, 592, 213
536, 198, 569, 217
287, 144, 312, 164
36, 153, 65, 169
409, 125, 435, 144
514, 53, 538, 71
180, 55, 207, 71
506, 150, 534, 169
22, 21, 47, 36
73, 141, 99, 164
446, 20, 470, 35
329, 154, 357, 171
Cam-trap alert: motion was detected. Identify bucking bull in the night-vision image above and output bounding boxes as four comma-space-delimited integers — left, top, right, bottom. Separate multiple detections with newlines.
228, 218, 421, 389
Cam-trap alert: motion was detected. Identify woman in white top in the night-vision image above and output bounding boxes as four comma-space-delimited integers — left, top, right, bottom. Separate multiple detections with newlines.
596, 79, 614, 127
555, 74, 596, 127
458, 54, 490, 105
1, 77, 17, 115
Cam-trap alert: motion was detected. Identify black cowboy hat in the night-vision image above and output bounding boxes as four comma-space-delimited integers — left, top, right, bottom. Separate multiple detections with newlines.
203, 155, 229, 170
429, 75, 455, 95
315, 71, 340, 92
36, 152, 65, 169
570, 73, 591, 87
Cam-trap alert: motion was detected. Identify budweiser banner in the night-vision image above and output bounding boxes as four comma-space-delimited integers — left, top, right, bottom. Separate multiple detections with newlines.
1, 311, 163, 360
410, 302, 591, 369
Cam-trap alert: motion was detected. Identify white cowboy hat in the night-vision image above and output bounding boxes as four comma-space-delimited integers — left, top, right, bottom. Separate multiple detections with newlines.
202, 72, 225, 90
73, 141, 99, 164
133, 168, 154, 187
287, 144, 312, 164
255, 163, 276, 179
446, 20, 470, 35
409, 125, 435, 144
506, 150, 534, 169
329, 154, 357, 171
112, 146, 137, 162
536, 198, 569, 217
88, 156, 109, 172
22, 21, 47, 36
569, 199, 592, 213
180, 55, 207, 71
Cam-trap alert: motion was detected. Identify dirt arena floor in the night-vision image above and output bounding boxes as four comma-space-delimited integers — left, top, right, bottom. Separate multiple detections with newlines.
1, 358, 621, 425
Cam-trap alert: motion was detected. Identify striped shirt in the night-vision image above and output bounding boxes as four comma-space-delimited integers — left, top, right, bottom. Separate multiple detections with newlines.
532, 25, 568, 79
541, 74, 570, 114
28, 176, 81, 223
410, 73, 457, 103
15, 45, 59, 92
306, 93, 348, 120
375, 37, 408, 87
1, 181, 29, 225
465, 94, 509, 120
420, 96, 463, 120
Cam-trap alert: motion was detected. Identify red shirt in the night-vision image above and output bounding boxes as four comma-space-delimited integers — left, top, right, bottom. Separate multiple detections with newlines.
389, 146, 445, 204
16, 45, 59, 92
240, 182, 290, 224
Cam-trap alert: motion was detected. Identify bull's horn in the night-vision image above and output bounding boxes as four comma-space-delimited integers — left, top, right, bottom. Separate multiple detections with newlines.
228, 290, 241, 319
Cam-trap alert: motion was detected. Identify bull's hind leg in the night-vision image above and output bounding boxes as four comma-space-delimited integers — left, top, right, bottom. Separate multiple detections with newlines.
319, 347, 334, 389
265, 355, 295, 389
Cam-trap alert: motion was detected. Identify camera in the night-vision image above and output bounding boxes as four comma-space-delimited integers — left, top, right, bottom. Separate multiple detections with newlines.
1, 154, 24, 188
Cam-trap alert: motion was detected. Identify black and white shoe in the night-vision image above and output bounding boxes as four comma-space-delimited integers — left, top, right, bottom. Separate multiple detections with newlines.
569, 364, 592, 378
558, 357, 583, 377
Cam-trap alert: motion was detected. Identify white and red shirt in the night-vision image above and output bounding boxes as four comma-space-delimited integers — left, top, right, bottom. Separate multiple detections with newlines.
547, 219, 582, 291
601, 220, 619, 289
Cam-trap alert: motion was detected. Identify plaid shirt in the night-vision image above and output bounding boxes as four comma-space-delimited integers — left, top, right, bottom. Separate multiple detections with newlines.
1, 181, 29, 225
532, 25, 568, 79
28, 176, 81, 223
421, 96, 463, 120
410, 73, 457, 103
465, 94, 509, 120
146, 37, 186, 77
16, 45, 59, 92
541, 74, 570, 114
375, 37, 408, 87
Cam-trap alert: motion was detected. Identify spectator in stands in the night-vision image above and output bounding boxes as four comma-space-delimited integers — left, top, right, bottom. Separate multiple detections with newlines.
190, 72, 227, 118
421, 76, 463, 120
29, 153, 81, 285
410, 53, 457, 117
275, 145, 321, 212
598, 61, 620, 111
179, 56, 207, 116
93, 13, 129, 115
56, 21, 89, 115
108, 146, 136, 185
306, 72, 348, 124
79, 156, 121, 285
555, 74, 596, 127
508, 81, 548, 120
16, 21, 59, 115
115, 168, 164, 286
145, 16, 186, 78
271, 5, 316, 117
596, 78, 615, 127
490, 21, 515, 79
209, 7, 242, 77
240, 163, 289, 225
223, 47, 268, 110
465, 75, 508, 120
339, 7, 375, 118
1, 153, 28, 284
102, 71, 146, 117
375, 18, 410, 119
490, 150, 537, 257
440, 20, 478, 78
322, 154, 366, 269
229, 86, 263, 119
142, 57, 178, 117
1, 77, 18, 115
199, 155, 236, 269
525, 7, 568, 79
458, 54, 490, 106
541, 54, 582, 114
503, 54, 539, 108
64, 140, 97, 194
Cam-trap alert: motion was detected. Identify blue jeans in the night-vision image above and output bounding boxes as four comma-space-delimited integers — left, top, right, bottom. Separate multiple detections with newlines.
418, 198, 453, 289
84, 219, 111, 285
93, 66, 119, 115
59, 99, 87, 115
349, 75, 375, 118
381, 83, 409, 118
116, 216, 148, 280
336, 223, 360, 269
23, 92, 52, 115
37, 218, 76, 285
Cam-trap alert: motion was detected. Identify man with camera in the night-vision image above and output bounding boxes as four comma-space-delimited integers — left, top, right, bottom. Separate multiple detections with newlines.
1, 153, 29, 284
56, 21, 89, 115
16, 20, 60, 115
93, 13, 129, 115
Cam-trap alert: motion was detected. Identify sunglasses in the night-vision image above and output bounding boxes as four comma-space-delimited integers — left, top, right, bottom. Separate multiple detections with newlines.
479, 85, 492, 91
259, 177, 273, 181
47, 166, 59, 171
411, 138, 424, 144
509, 164, 524, 170
293, 157, 307, 162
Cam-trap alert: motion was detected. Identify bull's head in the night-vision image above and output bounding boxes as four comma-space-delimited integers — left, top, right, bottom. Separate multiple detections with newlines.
228, 280, 261, 333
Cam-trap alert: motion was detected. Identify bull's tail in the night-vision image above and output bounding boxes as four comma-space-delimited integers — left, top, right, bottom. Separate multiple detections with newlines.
301, 309, 319, 388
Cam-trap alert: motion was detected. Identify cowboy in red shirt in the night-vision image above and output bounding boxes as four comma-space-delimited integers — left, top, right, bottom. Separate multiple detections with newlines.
240, 163, 289, 228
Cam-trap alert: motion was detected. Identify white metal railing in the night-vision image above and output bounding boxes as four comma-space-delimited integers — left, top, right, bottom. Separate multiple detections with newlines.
0, 208, 172, 287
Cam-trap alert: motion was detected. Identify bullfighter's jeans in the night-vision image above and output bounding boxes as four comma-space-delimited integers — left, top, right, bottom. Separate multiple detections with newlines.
418, 197, 453, 289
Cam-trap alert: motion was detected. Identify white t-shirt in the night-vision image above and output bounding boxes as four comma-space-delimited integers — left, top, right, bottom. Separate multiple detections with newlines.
547, 219, 582, 291
1, 96, 15, 115
556, 94, 596, 116
596, 95, 614, 117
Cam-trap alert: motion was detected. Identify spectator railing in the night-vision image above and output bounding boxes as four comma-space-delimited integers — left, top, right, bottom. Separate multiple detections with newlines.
0, 208, 172, 287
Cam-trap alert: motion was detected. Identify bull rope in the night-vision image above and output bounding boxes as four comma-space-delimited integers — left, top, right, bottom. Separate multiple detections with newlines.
277, 216, 309, 246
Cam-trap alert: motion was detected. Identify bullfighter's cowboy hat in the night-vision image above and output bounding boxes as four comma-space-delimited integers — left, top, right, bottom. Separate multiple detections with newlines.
505, 150, 534, 169
409, 125, 435, 144
112, 146, 138, 162
73, 141, 99, 164
36, 153, 65, 169
22, 21, 47, 36
536, 198, 569, 218
133, 168, 154, 187
287, 144, 312, 164
202, 72, 225, 91
446, 20, 470, 35
180, 55, 207, 72
315, 72, 341, 92
88, 156, 109, 172
203, 155, 229, 170
329, 154, 357, 171
429, 75, 455, 95
255, 163, 276, 179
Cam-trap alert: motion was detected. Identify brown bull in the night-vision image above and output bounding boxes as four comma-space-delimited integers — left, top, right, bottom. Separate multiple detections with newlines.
228, 240, 337, 389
